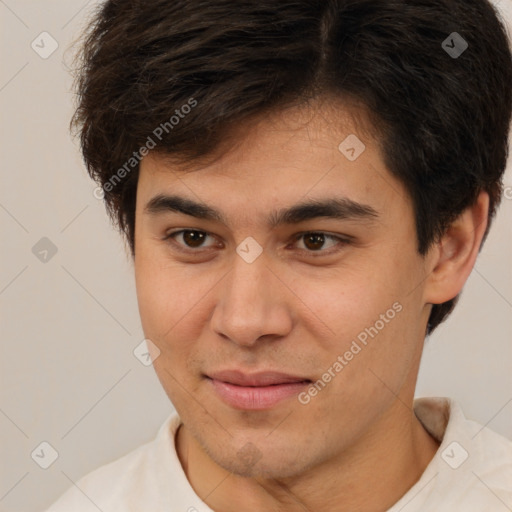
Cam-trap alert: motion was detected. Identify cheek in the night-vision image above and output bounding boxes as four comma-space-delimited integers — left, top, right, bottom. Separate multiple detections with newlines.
135, 256, 181, 355
135, 258, 171, 338
134, 255, 206, 397
300, 257, 421, 384
289, 263, 400, 346
135, 253, 195, 330
134, 252, 222, 370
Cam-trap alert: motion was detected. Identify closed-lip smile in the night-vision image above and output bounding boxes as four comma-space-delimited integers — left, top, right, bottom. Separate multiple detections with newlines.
205, 370, 312, 410
206, 369, 311, 386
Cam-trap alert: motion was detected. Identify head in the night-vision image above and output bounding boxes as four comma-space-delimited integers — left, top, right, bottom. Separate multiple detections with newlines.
71, 0, 511, 479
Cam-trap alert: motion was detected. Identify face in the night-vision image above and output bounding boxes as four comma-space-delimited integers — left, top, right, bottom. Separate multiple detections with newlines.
134, 100, 432, 479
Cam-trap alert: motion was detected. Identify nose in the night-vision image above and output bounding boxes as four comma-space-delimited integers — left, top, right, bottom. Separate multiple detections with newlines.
210, 252, 293, 347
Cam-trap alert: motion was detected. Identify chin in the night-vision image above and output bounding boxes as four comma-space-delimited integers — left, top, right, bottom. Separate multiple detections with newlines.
208, 443, 315, 480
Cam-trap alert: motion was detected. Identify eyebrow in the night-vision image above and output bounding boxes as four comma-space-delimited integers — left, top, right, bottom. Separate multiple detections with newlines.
144, 194, 379, 227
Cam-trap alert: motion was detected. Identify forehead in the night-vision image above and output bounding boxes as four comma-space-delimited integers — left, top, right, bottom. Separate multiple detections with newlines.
136, 100, 410, 225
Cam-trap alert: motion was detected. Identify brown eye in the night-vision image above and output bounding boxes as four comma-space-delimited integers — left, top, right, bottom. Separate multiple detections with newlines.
164, 229, 217, 251
293, 232, 350, 255
303, 233, 326, 251
182, 230, 207, 247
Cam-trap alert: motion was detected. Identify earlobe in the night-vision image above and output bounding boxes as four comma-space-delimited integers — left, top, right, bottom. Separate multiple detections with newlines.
423, 191, 489, 305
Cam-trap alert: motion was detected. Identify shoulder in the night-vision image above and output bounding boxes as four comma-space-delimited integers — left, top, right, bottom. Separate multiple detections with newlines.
411, 397, 512, 511
459, 403, 512, 496
43, 412, 181, 512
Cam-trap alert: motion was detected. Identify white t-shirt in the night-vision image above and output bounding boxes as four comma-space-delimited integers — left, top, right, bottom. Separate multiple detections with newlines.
43, 397, 512, 511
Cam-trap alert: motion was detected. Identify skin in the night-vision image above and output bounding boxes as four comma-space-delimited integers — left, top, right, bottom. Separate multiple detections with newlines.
134, 98, 489, 512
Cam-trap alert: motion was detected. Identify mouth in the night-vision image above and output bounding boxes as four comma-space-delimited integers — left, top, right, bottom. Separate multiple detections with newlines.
205, 370, 312, 410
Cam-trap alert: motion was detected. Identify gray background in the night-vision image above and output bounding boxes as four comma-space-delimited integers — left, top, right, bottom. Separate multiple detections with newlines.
1, 1, 511, 510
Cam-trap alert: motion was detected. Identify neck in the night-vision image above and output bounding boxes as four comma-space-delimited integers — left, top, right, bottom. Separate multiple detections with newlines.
175, 400, 440, 512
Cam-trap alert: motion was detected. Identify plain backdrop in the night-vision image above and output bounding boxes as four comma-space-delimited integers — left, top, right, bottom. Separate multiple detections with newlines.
0, 1, 511, 511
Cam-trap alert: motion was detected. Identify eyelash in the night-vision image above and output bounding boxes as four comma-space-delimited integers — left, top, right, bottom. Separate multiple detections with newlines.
162, 229, 351, 257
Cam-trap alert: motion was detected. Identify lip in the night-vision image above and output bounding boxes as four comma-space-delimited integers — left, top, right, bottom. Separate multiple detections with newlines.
207, 370, 309, 387
206, 370, 311, 410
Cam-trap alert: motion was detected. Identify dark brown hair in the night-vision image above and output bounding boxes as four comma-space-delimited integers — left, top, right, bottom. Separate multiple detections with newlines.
70, 0, 512, 334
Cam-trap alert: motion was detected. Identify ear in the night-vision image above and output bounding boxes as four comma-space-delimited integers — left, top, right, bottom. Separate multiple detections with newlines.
423, 190, 489, 305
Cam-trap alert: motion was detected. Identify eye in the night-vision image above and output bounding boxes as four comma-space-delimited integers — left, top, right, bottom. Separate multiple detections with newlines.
292, 232, 350, 255
163, 229, 219, 251
163, 229, 350, 256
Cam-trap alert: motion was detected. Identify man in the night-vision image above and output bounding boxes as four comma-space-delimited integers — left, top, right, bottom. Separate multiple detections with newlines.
45, 0, 512, 510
